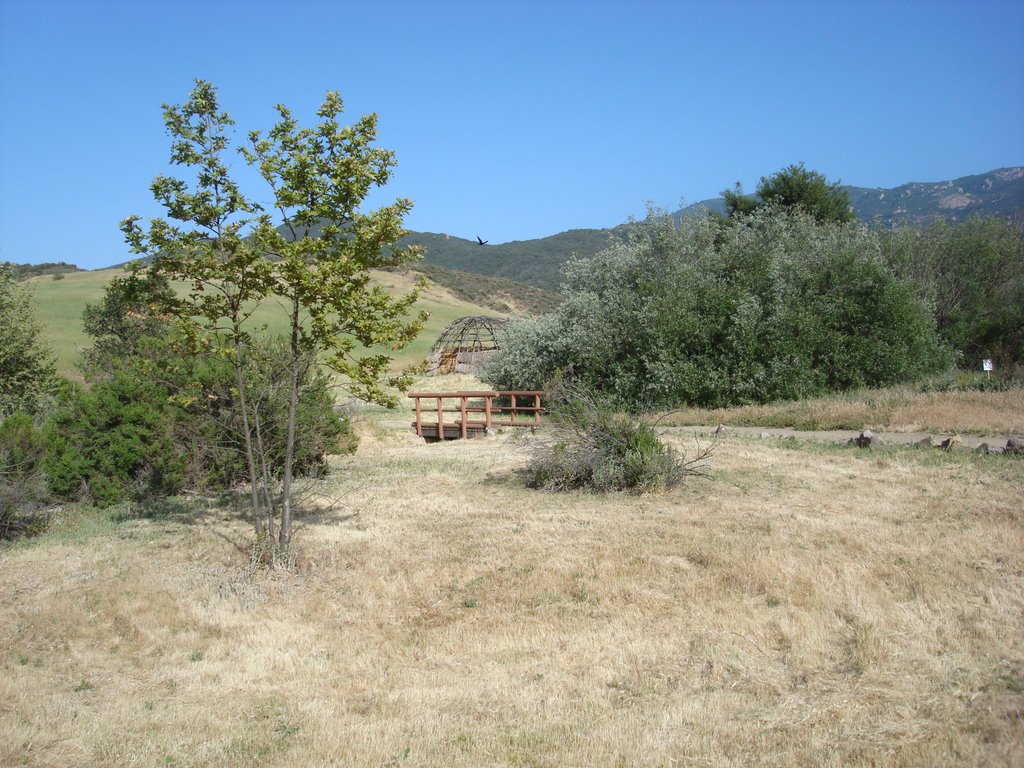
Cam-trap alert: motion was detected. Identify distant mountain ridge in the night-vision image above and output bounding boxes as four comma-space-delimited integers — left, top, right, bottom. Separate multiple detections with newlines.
678, 166, 1024, 227
78, 166, 1024, 293
417, 167, 1024, 290
843, 167, 1024, 227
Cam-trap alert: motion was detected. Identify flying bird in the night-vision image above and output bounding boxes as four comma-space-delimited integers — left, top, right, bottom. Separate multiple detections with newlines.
476, 236, 488, 245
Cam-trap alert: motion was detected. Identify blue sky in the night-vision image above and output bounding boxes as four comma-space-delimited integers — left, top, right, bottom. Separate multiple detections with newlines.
2, 0, 1022, 270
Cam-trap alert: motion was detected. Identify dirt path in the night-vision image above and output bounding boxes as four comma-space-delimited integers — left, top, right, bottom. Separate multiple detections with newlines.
383, 417, 1019, 453
661, 425, 1019, 453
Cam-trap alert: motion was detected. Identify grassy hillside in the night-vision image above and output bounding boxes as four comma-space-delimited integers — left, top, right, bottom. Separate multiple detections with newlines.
402, 263, 561, 315
25, 268, 506, 381
400, 228, 622, 292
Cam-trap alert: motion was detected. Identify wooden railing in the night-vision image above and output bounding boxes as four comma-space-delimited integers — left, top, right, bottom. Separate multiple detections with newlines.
409, 390, 543, 441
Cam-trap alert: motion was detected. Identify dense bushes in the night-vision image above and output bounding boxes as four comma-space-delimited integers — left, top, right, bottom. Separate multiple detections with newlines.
43, 339, 356, 508
884, 217, 1024, 371
44, 373, 183, 507
32, 269, 358, 509
486, 208, 951, 409
1, 269, 59, 536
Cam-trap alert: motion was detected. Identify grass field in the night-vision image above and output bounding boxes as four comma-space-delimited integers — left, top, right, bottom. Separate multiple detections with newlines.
2, 400, 1022, 766
24, 269, 502, 380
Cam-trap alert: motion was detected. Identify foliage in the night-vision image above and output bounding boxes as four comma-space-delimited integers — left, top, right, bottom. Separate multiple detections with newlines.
883, 216, 1024, 369
723, 163, 855, 224
44, 338, 356, 508
44, 373, 182, 507
81, 269, 177, 375
122, 81, 419, 551
0, 268, 58, 416
0, 261, 82, 280
485, 208, 950, 409
0, 413, 51, 539
523, 380, 710, 493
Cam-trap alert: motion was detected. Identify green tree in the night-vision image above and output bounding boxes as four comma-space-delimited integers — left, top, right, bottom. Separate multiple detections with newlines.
122, 81, 274, 538
1, 412, 50, 539
884, 216, 1024, 369
0, 267, 57, 416
122, 80, 424, 557
243, 92, 425, 550
723, 163, 854, 224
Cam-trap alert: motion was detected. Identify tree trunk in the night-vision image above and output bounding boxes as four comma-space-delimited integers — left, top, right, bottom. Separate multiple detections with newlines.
252, 408, 276, 541
232, 339, 265, 539
279, 296, 302, 552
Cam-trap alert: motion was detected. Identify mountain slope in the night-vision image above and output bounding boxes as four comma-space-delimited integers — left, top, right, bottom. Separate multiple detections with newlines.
414, 167, 1023, 290
677, 167, 1024, 226
844, 167, 1024, 226
398, 229, 622, 292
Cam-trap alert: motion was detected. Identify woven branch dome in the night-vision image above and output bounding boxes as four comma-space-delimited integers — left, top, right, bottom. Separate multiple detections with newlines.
427, 316, 511, 375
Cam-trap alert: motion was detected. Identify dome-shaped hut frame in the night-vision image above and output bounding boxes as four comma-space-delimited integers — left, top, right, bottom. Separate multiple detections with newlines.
428, 316, 510, 375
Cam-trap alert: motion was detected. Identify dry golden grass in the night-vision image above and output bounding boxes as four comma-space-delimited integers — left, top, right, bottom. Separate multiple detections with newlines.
2, 428, 1023, 766
660, 387, 1024, 436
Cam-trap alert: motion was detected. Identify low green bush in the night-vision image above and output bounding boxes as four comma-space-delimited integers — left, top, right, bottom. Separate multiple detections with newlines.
44, 373, 183, 507
44, 341, 357, 508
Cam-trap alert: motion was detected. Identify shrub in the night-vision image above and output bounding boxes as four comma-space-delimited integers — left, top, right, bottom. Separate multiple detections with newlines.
486, 208, 951, 409
51, 272, 360, 508
884, 216, 1024, 369
523, 381, 710, 493
1, 413, 52, 538
44, 346, 357, 508
44, 372, 184, 507
241, 339, 358, 482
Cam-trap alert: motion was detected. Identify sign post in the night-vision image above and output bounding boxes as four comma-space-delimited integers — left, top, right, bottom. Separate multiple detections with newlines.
983, 359, 994, 379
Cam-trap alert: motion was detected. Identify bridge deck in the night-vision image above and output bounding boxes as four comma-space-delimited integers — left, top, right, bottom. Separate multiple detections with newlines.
409, 390, 543, 442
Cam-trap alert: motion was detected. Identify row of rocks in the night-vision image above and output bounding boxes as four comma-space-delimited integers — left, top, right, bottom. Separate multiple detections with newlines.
847, 431, 1024, 455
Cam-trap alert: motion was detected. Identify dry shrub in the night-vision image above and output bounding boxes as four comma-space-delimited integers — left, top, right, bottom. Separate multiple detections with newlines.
524, 381, 711, 492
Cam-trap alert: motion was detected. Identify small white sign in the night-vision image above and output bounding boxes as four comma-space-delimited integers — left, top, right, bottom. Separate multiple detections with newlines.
983, 359, 994, 372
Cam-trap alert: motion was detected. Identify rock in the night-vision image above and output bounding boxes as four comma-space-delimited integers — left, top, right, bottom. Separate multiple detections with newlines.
851, 430, 880, 448
1005, 437, 1024, 455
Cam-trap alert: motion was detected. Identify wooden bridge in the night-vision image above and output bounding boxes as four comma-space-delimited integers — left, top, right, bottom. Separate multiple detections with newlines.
409, 390, 543, 442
